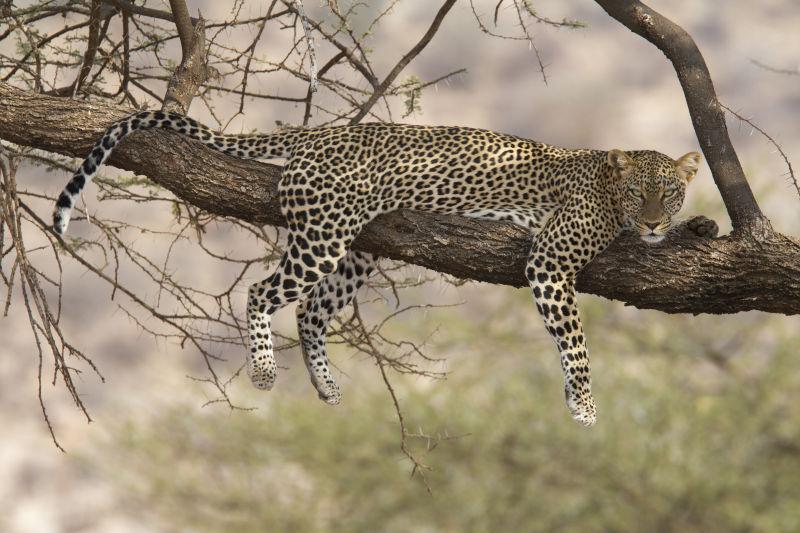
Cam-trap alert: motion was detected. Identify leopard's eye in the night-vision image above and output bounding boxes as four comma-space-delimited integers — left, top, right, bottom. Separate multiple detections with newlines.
628, 186, 642, 197
663, 188, 676, 198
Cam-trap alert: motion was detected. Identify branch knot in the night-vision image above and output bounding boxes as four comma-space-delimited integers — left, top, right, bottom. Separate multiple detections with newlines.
633, 6, 656, 36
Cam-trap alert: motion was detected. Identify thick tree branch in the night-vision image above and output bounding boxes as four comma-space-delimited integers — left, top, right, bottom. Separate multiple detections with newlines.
594, 0, 765, 234
167, 0, 195, 55
1, 82, 799, 315
162, 3, 208, 114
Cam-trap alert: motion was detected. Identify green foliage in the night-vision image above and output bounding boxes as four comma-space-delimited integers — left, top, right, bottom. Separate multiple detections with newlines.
85, 295, 800, 532
400, 75, 423, 118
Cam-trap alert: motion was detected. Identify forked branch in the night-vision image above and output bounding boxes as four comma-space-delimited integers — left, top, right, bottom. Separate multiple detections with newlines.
163, 1, 209, 114
593, 0, 766, 233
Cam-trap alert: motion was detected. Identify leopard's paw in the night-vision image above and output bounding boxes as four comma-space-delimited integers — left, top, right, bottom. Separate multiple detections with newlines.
300, 340, 342, 405
318, 383, 342, 405
686, 215, 719, 239
247, 351, 277, 391
566, 388, 597, 427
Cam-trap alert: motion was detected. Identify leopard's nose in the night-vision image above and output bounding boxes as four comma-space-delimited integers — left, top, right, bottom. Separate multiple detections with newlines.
644, 221, 660, 230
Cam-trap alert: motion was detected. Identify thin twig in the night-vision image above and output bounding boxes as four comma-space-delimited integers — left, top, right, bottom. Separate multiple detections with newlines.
750, 59, 800, 76
719, 101, 798, 201
292, 0, 318, 94
349, 0, 457, 124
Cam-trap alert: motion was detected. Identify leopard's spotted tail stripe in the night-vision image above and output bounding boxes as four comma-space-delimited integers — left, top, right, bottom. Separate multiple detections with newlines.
52, 110, 299, 236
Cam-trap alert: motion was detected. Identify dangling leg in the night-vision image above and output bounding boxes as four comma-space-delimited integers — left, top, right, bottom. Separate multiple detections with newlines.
526, 196, 620, 427
246, 154, 378, 390
247, 220, 363, 390
296, 251, 377, 404
246, 247, 338, 389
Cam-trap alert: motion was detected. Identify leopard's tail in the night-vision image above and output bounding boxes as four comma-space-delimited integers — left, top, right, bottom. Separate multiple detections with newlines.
53, 110, 300, 236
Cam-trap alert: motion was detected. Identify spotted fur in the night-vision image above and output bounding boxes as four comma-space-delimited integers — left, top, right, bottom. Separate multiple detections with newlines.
53, 111, 701, 426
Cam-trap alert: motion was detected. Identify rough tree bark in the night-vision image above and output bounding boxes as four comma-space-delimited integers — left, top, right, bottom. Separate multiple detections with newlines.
1, 81, 798, 315
161, 1, 208, 114
0, 0, 797, 316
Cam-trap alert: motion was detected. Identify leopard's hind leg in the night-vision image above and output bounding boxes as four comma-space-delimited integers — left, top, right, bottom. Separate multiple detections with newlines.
247, 231, 360, 390
246, 168, 374, 391
296, 251, 377, 404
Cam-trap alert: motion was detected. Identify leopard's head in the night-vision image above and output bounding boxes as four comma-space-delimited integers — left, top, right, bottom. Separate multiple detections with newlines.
608, 149, 701, 244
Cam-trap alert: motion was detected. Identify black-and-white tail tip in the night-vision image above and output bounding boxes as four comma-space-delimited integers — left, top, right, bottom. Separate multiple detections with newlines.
52, 110, 297, 236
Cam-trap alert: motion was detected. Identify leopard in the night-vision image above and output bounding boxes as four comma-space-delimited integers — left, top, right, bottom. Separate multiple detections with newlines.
52, 110, 708, 426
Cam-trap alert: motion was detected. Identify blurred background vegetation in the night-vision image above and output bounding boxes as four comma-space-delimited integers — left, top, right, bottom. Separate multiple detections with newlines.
1, 1, 799, 531
81, 289, 800, 532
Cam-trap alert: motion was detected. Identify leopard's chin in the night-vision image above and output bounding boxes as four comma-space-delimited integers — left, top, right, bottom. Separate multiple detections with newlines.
641, 234, 665, 244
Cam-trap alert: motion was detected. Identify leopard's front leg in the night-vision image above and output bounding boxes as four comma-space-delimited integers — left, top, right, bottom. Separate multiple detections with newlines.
526, 195, 620, 426
528, 270, 595, 425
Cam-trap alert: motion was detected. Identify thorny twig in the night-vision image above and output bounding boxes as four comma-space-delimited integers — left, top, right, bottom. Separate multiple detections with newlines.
470, 0, 584, 84
352, 299, 432, 493
719, 101, 797, 201
0, 148, 103, 451
349, 0, 457, 124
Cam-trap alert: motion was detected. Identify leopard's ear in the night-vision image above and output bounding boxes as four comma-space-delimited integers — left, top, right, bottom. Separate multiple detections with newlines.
675, 151, 702, 183
607, 149, 634, 177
